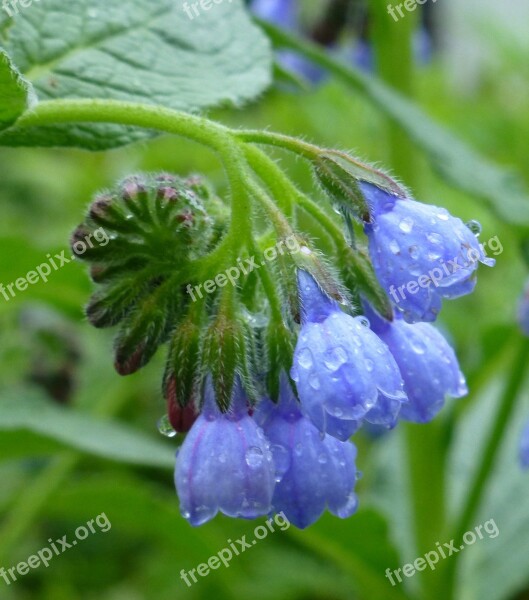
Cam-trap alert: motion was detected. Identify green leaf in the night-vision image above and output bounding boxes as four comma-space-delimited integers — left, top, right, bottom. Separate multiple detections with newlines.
0, 0, 272, 149
0, 386, 175, 468
259, 21, 529, 227
288, 509, 409, 600
0, 48, 34, 131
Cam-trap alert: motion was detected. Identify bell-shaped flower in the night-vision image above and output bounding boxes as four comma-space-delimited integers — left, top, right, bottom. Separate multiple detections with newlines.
361, 182, 494, 323
291, 270, 407, 441
255, 377, 358, 528
366, 305, 468, 422
175, 380, 275, 526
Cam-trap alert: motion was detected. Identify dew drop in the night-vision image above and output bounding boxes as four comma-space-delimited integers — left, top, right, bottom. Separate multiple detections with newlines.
297, 348, 313, 370
271, 444, 290, 481
408, 245, 419, 260
323, 346, 348, 371
335, 493, 358, 518
399, 217, 414, 233
245, 447, 264, 468
318, 453, 328, 465
389, 239, 400, 255
300, 246, 312, 255
309, 373, 321, 390
157, 415, 177, 438
364, 358, 374, 372
358, 317, 370, 328
427, 232, 443, 245
294, 442, 303, 456
437, 211, 450, 221
466, 219, 482, 237
410, 339, 426, 355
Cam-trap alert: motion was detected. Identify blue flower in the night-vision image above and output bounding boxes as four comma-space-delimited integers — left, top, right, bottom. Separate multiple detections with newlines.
255, 376, 358, 528
518, 280, 529, 337
366, 305, 468, 423
175, 379, 275, 526
520, 419, 529, 469
250, 0, 327, 85
291, 270, 407, 441
361, 182, 494, 323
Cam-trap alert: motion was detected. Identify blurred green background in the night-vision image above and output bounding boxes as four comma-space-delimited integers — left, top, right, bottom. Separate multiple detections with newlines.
1, 1, 529, 599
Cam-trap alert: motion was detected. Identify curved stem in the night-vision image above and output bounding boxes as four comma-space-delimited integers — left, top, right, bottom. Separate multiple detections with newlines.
444, 336, 529, 599
242, 144, 294, 217
236, 129, 322, 160
17, 99, 251, 257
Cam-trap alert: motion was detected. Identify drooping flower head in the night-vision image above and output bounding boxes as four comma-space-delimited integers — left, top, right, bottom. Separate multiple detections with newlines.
175, 379, 275, 526
291, 270, 407, 440
365, 304, 468, 423
361, 182, 494, 323
255, 376, 358, 528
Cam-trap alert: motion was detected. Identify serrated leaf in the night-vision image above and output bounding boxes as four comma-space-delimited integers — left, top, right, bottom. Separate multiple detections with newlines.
0, 0, 272, 149
0, 387, 174, 468
0, 48, 34, 130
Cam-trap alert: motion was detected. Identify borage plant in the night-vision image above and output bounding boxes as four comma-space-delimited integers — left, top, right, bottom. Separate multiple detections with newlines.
2, 1, 529, 600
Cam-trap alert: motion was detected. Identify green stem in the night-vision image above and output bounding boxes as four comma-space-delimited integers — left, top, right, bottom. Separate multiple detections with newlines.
17, 99, 251, 255
370, 0, 417, 185
236, 129, 321, 159
241, 144, 295, 217
444, 336, 529, 599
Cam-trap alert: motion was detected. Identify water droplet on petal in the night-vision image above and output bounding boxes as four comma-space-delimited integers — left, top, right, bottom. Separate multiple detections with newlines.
410, 339, 426, 355
335, 493, 358, 518
465, 219, 482, 237
399, 217, 414, 233
427, 232, 443, 245
408, 245, 419, 260
309, 373, 321, 390
271, 444, 290, 481
437, 211, 450, 221
358, 317, 370, 328
365, 358, 374, 372
318, 453, 328, 464
389, 240, 400, 255
323, 346, 348, 371
297, 348, 313, 370
245, 447, 264, 468
157, 415, 177, 438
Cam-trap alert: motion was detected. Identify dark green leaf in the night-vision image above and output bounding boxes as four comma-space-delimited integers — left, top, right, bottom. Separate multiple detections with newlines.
0, 48, 34, 131
0, 387, 175, 468
0, 0, 272, 149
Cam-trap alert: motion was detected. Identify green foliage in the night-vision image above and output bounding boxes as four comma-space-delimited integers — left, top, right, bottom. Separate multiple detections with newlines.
0, 0, 271, 149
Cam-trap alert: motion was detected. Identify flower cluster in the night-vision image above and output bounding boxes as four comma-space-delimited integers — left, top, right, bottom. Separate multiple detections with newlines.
73, 169, 491, 529
172, 182, 491, 529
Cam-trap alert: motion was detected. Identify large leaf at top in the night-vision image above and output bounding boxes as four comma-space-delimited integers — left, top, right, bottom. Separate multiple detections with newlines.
260, 21, 529, 228
0, 0, 271, 149
0, 48, 34, 130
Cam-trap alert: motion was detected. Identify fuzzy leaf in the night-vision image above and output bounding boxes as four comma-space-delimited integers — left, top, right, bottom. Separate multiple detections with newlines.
0, 0, 272, 149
